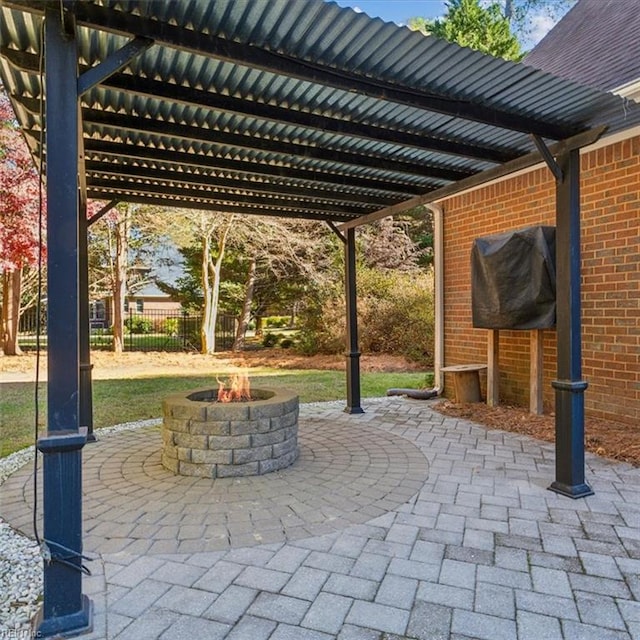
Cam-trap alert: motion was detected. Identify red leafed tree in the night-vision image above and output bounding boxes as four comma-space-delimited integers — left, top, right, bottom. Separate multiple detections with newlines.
0, 89, 45, 355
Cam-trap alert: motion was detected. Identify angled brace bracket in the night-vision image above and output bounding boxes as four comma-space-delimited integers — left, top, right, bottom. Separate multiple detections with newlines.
88, 198, 119, 226
326, 221, 346, 244
531, 134, 563, 182
78, 36, 154, 96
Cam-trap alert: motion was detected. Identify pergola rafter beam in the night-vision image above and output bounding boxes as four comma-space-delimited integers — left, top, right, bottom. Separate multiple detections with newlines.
87, 177, 370, 215
2, 46, 517, 164
24, 131, 429, 195
12, 97, 476, 183
81, 111, 475, 183
78, 138, 432, 195
97, 74, 517, 164
85, 161, 402, 206
85, 189, 356, 222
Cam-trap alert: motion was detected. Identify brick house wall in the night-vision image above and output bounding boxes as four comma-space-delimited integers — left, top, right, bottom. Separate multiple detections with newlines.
439, 134, 639, 425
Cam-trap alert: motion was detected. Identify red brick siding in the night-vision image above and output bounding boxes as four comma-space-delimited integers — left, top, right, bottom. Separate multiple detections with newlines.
441, 136, 639, 425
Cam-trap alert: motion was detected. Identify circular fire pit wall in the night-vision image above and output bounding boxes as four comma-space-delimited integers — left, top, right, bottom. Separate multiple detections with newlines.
161, 388, 299, 477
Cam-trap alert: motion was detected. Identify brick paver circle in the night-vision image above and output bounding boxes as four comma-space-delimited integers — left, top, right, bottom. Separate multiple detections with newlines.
5, 414, 428, 554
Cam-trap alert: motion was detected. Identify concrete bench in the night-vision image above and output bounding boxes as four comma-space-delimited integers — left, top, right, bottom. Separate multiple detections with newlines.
441, 364, 487, 403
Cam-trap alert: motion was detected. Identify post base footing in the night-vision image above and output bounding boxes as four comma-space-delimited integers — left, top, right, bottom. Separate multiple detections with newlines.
344, 406, 365, 414
548, 480, 594, 499
33, 594, 93, 638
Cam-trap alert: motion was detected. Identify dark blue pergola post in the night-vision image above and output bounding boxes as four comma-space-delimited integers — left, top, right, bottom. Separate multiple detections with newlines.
34, 5, 92, 637
549, 148, 593, 499
344, 227, 364, 414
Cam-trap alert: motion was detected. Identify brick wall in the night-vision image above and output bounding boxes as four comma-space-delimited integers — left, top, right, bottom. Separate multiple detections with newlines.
440, 135, 639, 425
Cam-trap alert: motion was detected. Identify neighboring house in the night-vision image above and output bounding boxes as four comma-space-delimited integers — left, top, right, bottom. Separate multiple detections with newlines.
125, 283, 183, 318
436, 0, 639, 425
90, 283, 182, 329
90, 254, 185, 329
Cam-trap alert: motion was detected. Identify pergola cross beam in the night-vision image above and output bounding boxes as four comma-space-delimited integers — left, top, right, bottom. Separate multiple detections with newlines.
337, 125, 607, 231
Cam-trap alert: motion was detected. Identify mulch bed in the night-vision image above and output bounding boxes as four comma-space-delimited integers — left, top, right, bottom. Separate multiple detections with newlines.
434, 400, 639, 467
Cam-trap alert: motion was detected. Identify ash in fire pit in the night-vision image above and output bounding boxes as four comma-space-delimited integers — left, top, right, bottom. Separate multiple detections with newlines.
161, 379, 299, 478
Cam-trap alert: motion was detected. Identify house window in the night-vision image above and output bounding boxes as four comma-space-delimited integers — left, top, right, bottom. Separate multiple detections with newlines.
90, 301, 105, 320
124, 299, 144, 313
89, 301, 106, 330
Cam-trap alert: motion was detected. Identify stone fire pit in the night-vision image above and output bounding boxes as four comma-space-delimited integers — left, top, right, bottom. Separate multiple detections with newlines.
161, 387, 299, 478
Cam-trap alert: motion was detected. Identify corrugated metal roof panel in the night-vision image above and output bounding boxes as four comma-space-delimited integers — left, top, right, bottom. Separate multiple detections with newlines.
1, 0, 639, 222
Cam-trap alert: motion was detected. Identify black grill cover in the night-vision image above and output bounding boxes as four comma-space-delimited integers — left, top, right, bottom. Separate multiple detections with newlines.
471, 226, 556, 330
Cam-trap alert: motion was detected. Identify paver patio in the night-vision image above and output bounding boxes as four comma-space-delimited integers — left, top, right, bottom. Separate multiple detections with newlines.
3, 398, 639, 639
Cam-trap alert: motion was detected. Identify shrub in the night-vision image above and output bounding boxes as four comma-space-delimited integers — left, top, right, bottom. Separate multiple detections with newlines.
357, 268, 434, 365
265, 316, 289, 328
295, 293, 345, 356
262, 332, 280, 347
295, 268, 435, 365
163, 317, 179, 336
125, 315, 154, 334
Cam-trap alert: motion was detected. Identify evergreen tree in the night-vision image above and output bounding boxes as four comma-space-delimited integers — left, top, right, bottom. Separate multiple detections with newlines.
409, 0, 523, 61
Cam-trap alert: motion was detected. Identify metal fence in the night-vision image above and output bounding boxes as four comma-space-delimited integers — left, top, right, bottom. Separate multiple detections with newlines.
18, 307, 236, 353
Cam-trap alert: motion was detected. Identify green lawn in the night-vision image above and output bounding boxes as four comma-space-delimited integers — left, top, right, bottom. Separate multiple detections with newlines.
0, 369, 428, 457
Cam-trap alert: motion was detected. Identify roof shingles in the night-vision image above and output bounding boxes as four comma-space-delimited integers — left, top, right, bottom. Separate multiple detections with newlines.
524, 0, 640, 93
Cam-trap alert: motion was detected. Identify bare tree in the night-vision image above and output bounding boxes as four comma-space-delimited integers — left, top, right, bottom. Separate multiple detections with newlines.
358, 217, 426, 271
231, 218, 337, 350
1, 265, 46, 355
88, 203, 159, 353
199, 213, 235, 354
110, 206, 130, 353
233, 256, 257, 351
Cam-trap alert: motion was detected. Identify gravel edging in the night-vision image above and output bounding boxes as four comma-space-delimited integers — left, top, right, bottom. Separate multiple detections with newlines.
0, 418, 163, 632
0, 399, 381, 632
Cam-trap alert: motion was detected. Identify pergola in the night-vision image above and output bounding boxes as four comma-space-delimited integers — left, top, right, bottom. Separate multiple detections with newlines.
1, 0, 638, 636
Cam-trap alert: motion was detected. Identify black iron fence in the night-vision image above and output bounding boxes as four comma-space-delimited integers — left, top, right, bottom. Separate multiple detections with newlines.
18, 307, 235, 352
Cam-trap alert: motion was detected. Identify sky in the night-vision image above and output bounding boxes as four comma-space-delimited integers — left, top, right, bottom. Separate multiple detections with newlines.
334, 0, 447, 25
332, 0, 566, 50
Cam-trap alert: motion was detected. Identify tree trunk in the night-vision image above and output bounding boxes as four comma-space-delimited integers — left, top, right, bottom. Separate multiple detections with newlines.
254, 314, 264, 338
1, 268, 23, 355
201, 232, 215, 354
232, 256, 257, 351
201, 216, 234, 355
111, 208, 130, 354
